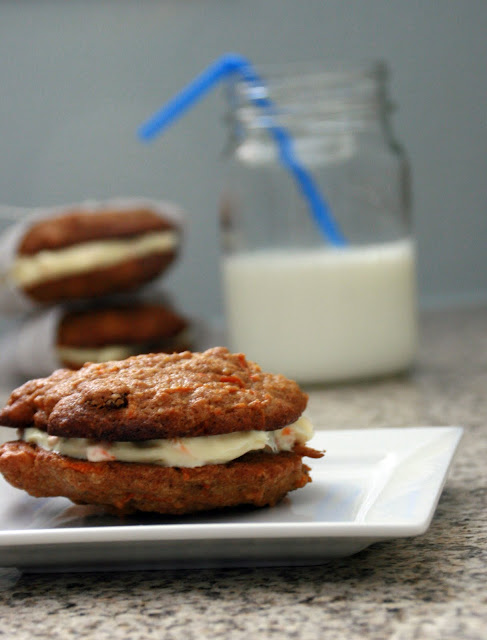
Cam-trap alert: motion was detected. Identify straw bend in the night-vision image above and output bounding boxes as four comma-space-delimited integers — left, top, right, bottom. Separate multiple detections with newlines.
137, 53, 347, 247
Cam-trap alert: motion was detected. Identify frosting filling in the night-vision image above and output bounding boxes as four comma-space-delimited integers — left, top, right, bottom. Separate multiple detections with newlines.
22, 416, 314, 468
11, 231, 179, 287
57, 344, 142, 364
56, 328, 192, 365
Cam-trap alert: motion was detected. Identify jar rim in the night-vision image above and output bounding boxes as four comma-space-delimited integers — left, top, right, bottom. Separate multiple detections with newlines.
252, 59, 387, 84
229, 59, 391, 128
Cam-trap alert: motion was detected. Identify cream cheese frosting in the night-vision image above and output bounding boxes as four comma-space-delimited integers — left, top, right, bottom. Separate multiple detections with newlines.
56, 329, 192, 366
57, 344, 136, 365
11, 231, 179, 287
22, 416, 314, 468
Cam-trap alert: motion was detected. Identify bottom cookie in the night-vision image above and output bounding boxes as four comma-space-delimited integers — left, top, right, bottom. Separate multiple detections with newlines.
0, 441, 312, 515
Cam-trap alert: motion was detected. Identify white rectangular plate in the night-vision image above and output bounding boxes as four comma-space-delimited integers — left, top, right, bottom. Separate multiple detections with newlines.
0, 426, 463, 570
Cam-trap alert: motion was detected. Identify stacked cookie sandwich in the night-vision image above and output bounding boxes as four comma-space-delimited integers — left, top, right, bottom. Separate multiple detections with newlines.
0, 199, 191, 383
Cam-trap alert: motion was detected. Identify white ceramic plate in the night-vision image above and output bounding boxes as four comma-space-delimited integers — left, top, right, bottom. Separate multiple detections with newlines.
0, 426, 462, 570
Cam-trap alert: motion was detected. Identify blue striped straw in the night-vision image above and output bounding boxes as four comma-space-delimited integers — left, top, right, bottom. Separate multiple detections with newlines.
138, 53, 347, 247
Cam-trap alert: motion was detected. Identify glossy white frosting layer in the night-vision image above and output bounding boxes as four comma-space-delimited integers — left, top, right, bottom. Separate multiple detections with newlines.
22, 416, 314, 468
12, 231, 178, 287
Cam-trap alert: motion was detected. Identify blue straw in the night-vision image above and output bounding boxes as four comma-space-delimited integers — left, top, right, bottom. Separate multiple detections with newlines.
138, 53, 347, 247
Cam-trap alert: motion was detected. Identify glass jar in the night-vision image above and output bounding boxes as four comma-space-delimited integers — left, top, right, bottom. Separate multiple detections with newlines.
220, 61, 417, 384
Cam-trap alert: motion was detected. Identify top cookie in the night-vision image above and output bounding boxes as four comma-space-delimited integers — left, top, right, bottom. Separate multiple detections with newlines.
18, 207, 176, 255
57, 301, 189, 347
0, 347, 308, 441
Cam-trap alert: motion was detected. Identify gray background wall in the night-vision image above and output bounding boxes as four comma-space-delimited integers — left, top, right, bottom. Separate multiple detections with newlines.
0, 0, 486, 324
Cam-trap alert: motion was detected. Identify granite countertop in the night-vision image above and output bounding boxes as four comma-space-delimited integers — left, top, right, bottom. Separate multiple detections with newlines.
0, 306, 486, 640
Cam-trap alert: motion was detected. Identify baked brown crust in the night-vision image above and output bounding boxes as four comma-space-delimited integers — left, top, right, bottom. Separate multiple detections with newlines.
0, 347, 308, 440
18, 208, 178, 255
58, 301, 191, 369
23, 251, 176, 303
0, 441, 311, 515
58, 302, 188, 348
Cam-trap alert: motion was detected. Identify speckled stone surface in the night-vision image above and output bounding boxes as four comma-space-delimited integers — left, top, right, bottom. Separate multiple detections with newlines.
0, 306, 486, 640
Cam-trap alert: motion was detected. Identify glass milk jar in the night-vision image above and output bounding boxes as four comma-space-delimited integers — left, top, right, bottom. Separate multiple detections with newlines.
220, 62, 417, 384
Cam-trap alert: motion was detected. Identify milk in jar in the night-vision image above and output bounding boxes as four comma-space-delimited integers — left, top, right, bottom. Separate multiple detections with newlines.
223, 239, 417, 383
